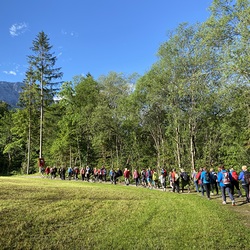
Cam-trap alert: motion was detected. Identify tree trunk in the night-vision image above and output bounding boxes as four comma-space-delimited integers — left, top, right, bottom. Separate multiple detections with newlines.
39, 73, 44, 160
176, 125, 181, 169
189, 118, 196, 170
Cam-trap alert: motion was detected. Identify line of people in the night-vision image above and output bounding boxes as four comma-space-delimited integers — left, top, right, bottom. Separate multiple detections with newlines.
41, 164, 250, 205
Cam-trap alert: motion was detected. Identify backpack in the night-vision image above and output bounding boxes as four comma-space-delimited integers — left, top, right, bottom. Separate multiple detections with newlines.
211, 172, 217, 183
231, 171, 238, 181
204, 172, 210, 182
196, 172, 201, 180
222, 171, 231, 185
174, 173, 179, 181
244, 171, 250, 185
162, 169, 167, 177
117, 169, 122, 177
182, 172, 189, 181
147, 170, 152, 178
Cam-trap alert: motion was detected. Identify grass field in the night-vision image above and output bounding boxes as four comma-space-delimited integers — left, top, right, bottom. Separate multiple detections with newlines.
0, 176, 250, 250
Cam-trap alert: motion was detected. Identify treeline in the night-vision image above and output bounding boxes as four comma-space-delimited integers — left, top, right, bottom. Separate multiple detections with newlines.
0, 0, 249, 175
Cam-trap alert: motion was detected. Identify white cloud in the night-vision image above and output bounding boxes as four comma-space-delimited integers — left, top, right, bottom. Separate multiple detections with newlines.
61, 29, 67, 35
3, 70, 17, 76
61, 29, 78, 38
9, 22, 28, 37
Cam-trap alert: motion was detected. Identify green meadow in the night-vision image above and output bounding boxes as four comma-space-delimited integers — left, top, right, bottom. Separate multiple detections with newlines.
0, 176, 249, 250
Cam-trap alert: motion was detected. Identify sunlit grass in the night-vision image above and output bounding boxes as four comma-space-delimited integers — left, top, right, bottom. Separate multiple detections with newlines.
0, 176, 249, 249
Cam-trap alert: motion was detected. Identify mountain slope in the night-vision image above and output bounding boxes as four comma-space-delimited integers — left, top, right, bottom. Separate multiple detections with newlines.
0, 81, 24, 107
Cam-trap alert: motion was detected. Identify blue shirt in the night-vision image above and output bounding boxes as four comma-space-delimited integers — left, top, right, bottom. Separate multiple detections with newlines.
200, 170, 210, 184
217, 170, 232, 187
238, 171, 247, 185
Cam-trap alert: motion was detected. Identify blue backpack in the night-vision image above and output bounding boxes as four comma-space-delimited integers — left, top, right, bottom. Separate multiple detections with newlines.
204, 172, 210, 182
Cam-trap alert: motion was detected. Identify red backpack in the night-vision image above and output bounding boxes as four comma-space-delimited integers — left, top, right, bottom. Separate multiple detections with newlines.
231, 171, 238, 181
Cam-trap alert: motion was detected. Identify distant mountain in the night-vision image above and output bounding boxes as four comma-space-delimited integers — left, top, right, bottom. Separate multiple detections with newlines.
0, 81, 24, 107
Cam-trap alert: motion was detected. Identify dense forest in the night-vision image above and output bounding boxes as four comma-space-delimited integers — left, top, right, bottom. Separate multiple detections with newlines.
0, 0, 249, 175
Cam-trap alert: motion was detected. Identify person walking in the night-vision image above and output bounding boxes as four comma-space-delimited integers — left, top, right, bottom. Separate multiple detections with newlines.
230, 167, 242, 197
191, 168, 199, 193
124, 168, 130, 186
196, 168, 205, 195
133, 169, 140, 186
217, 166, 235, 206
171, 169, 180, 193
238, 165, 250, 203
200, 167, 211, 200
210, 168, 218, 195
159, 172, 166, 191
180, 168, 190, 193
152, 169, 159, 189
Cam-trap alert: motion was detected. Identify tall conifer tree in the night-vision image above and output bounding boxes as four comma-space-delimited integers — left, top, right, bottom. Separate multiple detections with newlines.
27, 31, 63, 161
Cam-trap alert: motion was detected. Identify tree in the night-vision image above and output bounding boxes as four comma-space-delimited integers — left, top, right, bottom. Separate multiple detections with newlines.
28, 31, 63, 161
18, 67, 40, 173
0, 102, 11, 174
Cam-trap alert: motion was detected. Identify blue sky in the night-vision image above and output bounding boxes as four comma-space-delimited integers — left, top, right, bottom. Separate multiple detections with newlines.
1, 0, 213, 83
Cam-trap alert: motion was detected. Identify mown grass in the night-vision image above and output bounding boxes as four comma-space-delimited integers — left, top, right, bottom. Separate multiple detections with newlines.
0, 176, 249, 250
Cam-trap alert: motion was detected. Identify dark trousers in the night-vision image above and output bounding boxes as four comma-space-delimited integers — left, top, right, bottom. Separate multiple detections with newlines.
181, 180, 190, 192
203, 183, 211, 198
231, 181, 242, 196
173, 181, 180, 193
221, 185, 234, 202
211, 182, 219, 195
134, 178, 139, 186
242, 184, 250, 202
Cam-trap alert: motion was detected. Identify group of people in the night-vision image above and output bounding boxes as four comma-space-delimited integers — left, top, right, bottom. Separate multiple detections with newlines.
41, 164, 250, 205
190, 165, 250, 205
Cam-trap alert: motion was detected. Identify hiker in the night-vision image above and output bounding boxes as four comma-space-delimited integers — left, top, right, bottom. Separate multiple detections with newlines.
93, 168, 98, 182
113, 169, 118, 185
159, 171, 166, 191
50, 167, 55, 179
41, 166, 45, 177
200, 167, 211, 200
116, 168, 123, 183
45, 166, 50, 178
80, 167, 85, 181
230, 167, 242, 197
191, 168, 199, 193
161, 168, 167, 178
238, 165, 250, 203
146, 168, 153, 189
217, 165, 235, 205
124, 168, 130, 186
85, 166, 90, 182
109, 169, 114, 184
68, 166, 73, 180
133, 169, 140, 186
97, 168, 103, 182
196, 168, 204, 194
60, 167, 66, 180
180, 168, 190, 193
210, 168, 218, 195
152, 169, 159, 189
74, 166, 79, 180
141, 169, 147, 187
171, 169, 180, 193
101, 166, 107, 182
